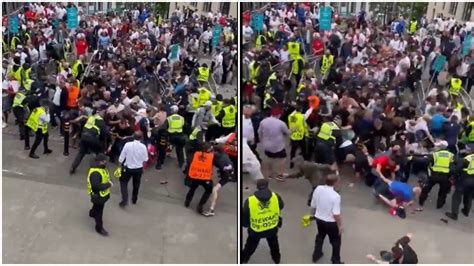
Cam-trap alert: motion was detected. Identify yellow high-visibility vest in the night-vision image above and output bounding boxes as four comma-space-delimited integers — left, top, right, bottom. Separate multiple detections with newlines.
167, 114, 184, 133
288, 41, 300, 60
86, 168, 111, 198
317, 122, 338, 141
463, 154, 474, 175
211, 101, 223, 117
12, 92, 26, 108
248, 192, 280, 232
449, 78, 462, 96
197, 67, 210, 82
26, 107, 47, 134
222, 105, 236, 128
321, 54, 334, 76
84, 115, 103, 135
288, 111, 305, 141
198, 87, 211, 106
431, 150, 453, 173
292, 55, 305, 75
72, 60, 83, 78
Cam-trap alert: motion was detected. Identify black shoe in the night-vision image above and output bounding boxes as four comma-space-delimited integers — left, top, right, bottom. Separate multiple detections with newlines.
436, 204, 444, 209
89, 210, 94, 218
24, 146, 30, 150
461, 208, 470, 217
312, 253, 323, 263
445, 212, 458, 220
44, 149, 53, 154
20, 136, 24, 140
29, 154, 39, 159
132, 199, 137, 205
119, 201, 127, 208
96, 228, 109, 237
290, 162, 294, 169
155, 165, 162, 170
184, 200, 190, 208
197, 205, 204, 214
69, 168, 75, 175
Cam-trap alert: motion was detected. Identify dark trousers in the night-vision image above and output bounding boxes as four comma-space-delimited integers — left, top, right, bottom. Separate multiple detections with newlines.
71, 135, 101, 171
24, 125, 31, 148
50, 104, 64, 135
120, 167, 143, 204
155, 146, 167, 168
12, 106, 25, 139
419, 172, 451, 208
313, 218, 341, 263
169, 134, 185, 167
30, 130, 49, 156
451, 180, 474, 216
185, 178, 213, 210
221, 126, 235, 137
290, 139, 307, 166
90, 202, 105, 231
241, 231, 281, 264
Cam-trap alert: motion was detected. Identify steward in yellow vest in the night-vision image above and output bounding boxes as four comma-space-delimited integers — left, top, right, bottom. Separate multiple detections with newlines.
87, 153, 112, 236
446, 152, 474, 220
25, 100, 52, 159
287, 40, 300, 60
288, 107, 308, 167
241, 179, 283, 264
12, 88, 28, 140
249, 61, 260, 85
166, 105, 186, 168
409, 20, 417, 34
198, 87, 212, 106
72, 58, 84, 79
419, 148, 454, 208
449, 77, 462, 96
211, 95, 223, 117
218, 99, 236, 135
321, 52, 334, 76
196, 64, 210, 83
255, 34, 266, 50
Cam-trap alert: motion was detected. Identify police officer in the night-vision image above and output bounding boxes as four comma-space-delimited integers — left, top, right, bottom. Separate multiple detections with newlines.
186, 124, 207, 167
419, 143, 454, 209
70, 110, 107, 174
321, 50, 334, 77
241, 179, 284, 264
291, 53, 305, 84
449, 74, 462, 102
196, 63, 210, 86
217, 99, 236, 136
71, 55, 84, 79
12, 87, 28, 140
25, 99, 52, 159
287, 38, 300, 60
164, 105, 186, 168
87, 153, 113, 237
288, 104, 308, 168
314, 116, 342, 166
185, 143, 215, 215
446, 150, 474, 220
197, 86, 212, 107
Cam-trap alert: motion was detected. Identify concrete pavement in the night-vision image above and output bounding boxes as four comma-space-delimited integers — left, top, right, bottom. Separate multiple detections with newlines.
242, 144, 474, 264
2, 133, 237, 264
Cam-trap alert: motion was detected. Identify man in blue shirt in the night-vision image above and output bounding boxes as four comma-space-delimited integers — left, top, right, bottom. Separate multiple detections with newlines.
376, 173, 422, 218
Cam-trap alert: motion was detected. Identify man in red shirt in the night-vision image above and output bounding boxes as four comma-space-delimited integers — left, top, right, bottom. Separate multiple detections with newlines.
366, 154, 398, 187
75, 35, 88, 57
311, 33, 324, 56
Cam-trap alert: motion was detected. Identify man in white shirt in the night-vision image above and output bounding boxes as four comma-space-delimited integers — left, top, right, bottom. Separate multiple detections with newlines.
118, 131, 149, 207
310, 174, 343, 264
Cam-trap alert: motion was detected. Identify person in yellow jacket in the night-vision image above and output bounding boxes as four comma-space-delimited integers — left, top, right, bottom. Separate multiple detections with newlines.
198, 86, 212, 106
409, 19, 417, 34
320, 50, 334, 77
255, 34, 266, 50
196, 63, 210, 85
288, 105, 308, 168
287, 39, 301, 60
248, 60, 260, 86
72, 55, 84, 79
25, 99, 52, 159
419, 142, 454, 209
449, 75, 462, 97
241, 179, 284, 264
291, 54, 305, 84
211, 94, 224, 117
314, 116, 342, 166
217, 99, 236, 136
12, 87, 28, 140
87, 153, 113, 237
446, 150, 474, 220
10, 35, 21, 51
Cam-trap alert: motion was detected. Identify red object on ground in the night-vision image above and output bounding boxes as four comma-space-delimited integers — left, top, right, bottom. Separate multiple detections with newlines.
388, 208, 397, 216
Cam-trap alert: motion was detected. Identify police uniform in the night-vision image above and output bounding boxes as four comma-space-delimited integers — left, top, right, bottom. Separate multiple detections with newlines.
87, 154, 111, 236
185, 150, 215, 214
314, 121, 340, 165
72, 59, 83, 79
219, 104, 236, 136
446, 153, 474, 219
25, 105, 51, 158
166, 113, 186, 168
419, 150, 454, 208
197, 87, 212, 107
241, 180, 284, 264
288, 110, 308, 167
449, 77, 462, 97
12, 89, 27, 140
70, 114, 106, 174
321, 54, 334, 76
291, 55, 305, 84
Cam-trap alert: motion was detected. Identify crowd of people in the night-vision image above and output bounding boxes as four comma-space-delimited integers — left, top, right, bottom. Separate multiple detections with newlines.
242, 2, 473, 264
2, 2, 238, 236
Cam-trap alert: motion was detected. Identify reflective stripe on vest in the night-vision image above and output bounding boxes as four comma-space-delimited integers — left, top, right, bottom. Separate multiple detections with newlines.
431, 150, 453, 173
87, 168, 111, 197
72, 61, 82, 78
211, 101, 223, 117
167, 114, 184, 133
222, 105, 236, 128
197, 67, 209, 82
198, 88, 211, 106
289, 111, 305, 141
12, 92, 26, 108
26, 107, 47, 133
321, 55, 334, 75
249, 192, 280, 233
223, 133, 237, 157
449, 78, 462, 95
464, 154, 474, 175
188, 151, 214, 180
84, 115, 102, 135
317, 122, 338, 141
266, 72, 277, 87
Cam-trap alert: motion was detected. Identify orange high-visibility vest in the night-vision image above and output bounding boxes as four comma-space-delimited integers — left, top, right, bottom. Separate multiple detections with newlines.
67, 86, 80, 108
188, 152, 214, 181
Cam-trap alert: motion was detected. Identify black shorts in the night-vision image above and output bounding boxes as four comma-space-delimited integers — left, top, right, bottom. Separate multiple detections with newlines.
265, 149, 287, 159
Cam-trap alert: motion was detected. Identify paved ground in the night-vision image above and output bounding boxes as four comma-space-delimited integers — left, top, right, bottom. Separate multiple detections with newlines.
242, 145, 474, 264
2, 129, 237, 263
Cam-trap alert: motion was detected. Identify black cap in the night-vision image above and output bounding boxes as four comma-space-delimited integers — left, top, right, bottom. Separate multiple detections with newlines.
95, 153, 108, 162
256, 179, 268, 190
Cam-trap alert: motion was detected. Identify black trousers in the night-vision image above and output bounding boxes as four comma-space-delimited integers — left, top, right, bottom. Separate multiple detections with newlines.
290, 139, 307, 165
185, 178, 213, 210
451, 178, 474, 216
169, 134, 185, 167
313, 218, 341, 263
90, 202, 105, 231
30, 130, 49, 156
50, 104, 64, 135
12, 106, 25, 139
155, 146, 167, 168
120, 167, 143, 204
419, 172, 451, 208
70, 135, 101, 171
241, 230, 281, 264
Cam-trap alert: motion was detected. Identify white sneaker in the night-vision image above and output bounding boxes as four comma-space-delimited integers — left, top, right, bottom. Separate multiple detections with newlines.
2, 122, 7, 129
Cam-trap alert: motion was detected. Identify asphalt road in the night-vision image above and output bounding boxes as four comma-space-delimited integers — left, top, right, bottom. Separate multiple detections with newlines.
242, 144, 474, 264
2, 127, 237, 263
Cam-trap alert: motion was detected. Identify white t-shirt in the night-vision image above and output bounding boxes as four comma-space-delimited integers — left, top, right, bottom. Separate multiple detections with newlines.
311, 185, 341, 222
243, 116, 255, 144
279, 49, 289, 62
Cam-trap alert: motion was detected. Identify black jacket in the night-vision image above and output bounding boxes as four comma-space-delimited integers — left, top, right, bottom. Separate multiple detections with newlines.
88, 161, 111, 201
242, 188, 284, 236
